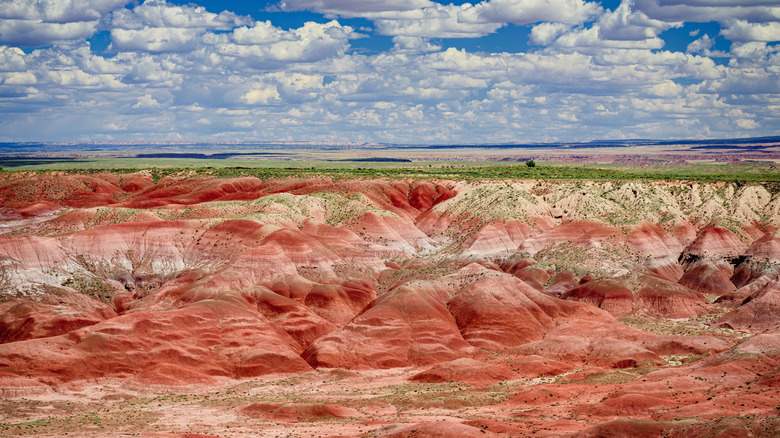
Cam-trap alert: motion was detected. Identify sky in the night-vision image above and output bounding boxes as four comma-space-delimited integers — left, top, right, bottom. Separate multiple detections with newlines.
0, 0, 778, 144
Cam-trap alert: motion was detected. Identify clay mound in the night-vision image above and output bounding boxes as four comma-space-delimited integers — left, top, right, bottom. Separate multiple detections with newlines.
59, 220, 207, 266
562, 279, 634, 317
448, 275, 565, 350
0, 234, 66, 270
678, 260, 737, 296
671, 219, 697, 247
507, 319, 668, 369
570, 418, 668, 438
644, 258, 684, 282
716, 275, 773, 306
368, 421, 499, 438
518, 220, 623, 255
460, 220, 519, 257
4, 201, 60, 219
0, 298, 313, 384
0, 287, 116, 343
0, 174, 122, 209
174, 277, 340, 350
578, 393, 676, 416
546, 270, 579, 296
241, 402, 358, 422
131, 363, 219, 386
711, 280, 780, 330
729, 258, 778, 289
345, 211, 428, 253
513, 266, 550, 290
302, 282, 476, 369
745, 228, 780, 260
447, 271, 622, 353
124, 177, 263, 207
118, 174, 154, 192
142, 434, 220, 438
408, 182, 456, 211
627, 222, 683, 258
507, 385, 572, 407
248, 287, 339, 349
682, 226, 746, 259
266, 275, 377, 327
257, 227, 387, 280
636, 274, 708, 318
499, 355, 574, 378
409, 358, 516, 387
505, 219, 536, 245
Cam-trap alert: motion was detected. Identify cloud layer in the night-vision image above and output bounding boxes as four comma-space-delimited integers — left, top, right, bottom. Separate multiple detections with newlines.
0, 0, 777, 142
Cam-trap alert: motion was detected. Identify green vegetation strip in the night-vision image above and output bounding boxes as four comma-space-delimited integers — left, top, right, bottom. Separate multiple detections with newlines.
1, 160, 779, 184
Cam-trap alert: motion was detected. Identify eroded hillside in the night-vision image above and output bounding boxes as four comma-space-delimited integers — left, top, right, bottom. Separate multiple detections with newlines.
0, 172, 778, 437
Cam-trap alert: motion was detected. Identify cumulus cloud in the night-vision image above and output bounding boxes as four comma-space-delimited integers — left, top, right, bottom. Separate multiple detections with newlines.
392, 36, 442, 53
597, 0, 680, 41
0, 46, 28, 71
533, 0, 684, 52
721, 20, 780, 42
109, 0, 253, 52
372, 3, 502, 38
635, 0, 780, 23
1, 0, 778, 142
0, 0, 129, 46
466, 0, 602, 26
111, 0, 250, 30
277, 0, 435, 18
110, 27, 202, 52
220, 20, 357, 64
0, 0, 128, 22
242, 86, 280, 105
282, 0, 600, 39
686, 34, 714, 53
530, 22, 571, 45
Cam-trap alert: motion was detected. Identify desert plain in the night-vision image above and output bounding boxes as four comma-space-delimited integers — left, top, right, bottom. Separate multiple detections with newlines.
1, 151, 780, 437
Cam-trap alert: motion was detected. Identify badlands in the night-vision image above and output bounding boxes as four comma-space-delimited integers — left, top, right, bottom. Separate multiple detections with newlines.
0, 170, 779, 437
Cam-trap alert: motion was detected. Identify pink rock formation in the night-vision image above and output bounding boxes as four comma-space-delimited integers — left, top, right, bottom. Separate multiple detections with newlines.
562, 279, 634, 317
712, 280, 780, 330
682, 226, 747, 259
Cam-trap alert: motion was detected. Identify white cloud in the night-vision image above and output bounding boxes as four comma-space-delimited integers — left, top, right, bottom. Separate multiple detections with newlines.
282, 0, 601, 39
221, 20, 356, 64
650, 80, 684, 97
132, 94, 160, 108
548, 25, 666, 51
111, 0, 250, 30
529, 22, 571, 45
1, 0, 779, 143
277, 0, 435, 18
686, 34, 714, 53
392, 36, 442, 53
735, 118, 759, 129
372, 3, 502, 38
242, 86, 280, 104
110, 27, 201, 52
597, 0, 680, 41
467, 0, 602, 26
109, 0, 254, 52
0, 19, 99, 46
0, 46, 27, 71
721, 20, 780, 42
0, 0, 129, 46
635, 0, 780, 23
0, 0, 128, 22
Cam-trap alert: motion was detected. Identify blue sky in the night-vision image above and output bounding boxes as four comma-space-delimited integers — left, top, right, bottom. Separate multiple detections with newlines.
0, 0, 778, 143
